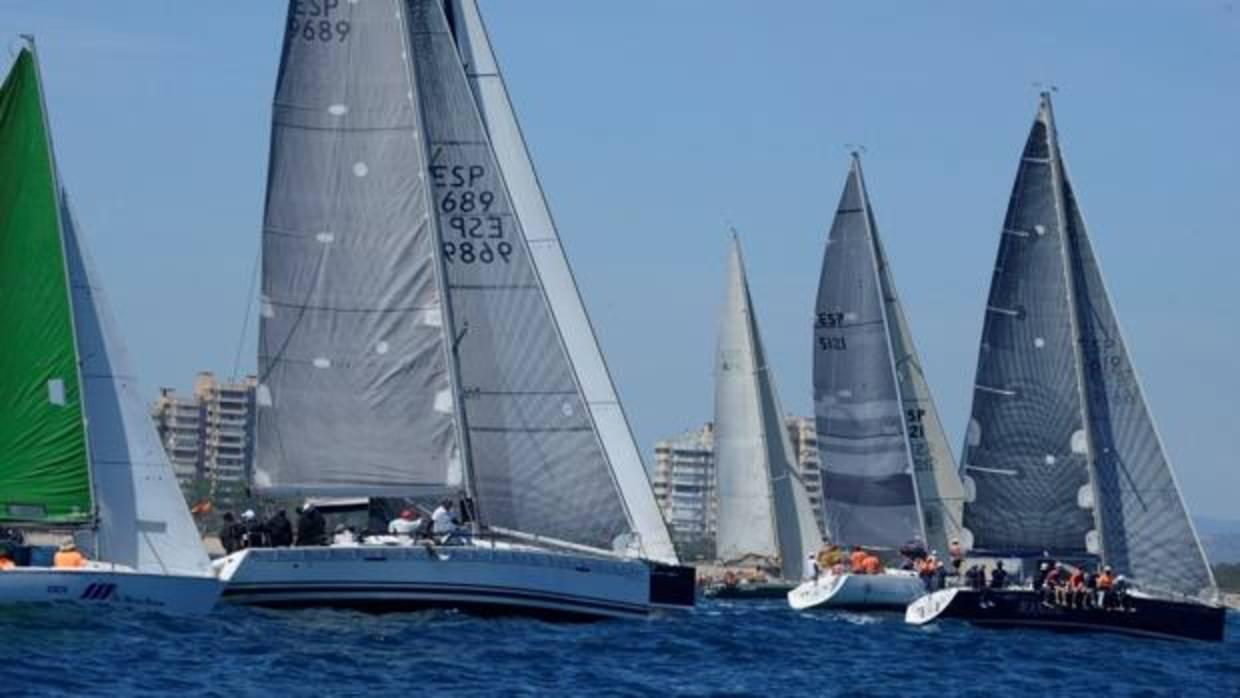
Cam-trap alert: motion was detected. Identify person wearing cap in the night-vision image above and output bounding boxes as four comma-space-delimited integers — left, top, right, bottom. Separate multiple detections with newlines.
240, 509, 270, 549
1097, 565, 1116, 609
388, 508, 423, 537
53, 540, 87, 568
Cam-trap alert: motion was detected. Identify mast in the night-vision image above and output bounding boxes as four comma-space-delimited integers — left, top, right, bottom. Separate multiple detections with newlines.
854, 153, 928, 547
395, 0, 482, 521
22, 35, 99, 531
1042, 92, 1106, 563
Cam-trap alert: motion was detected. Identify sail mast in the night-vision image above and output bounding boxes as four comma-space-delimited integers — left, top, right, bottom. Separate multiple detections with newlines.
395, 1, 482, 515
853, 153, 928, 546
22, 35, 99, 528
1042, 93, 1106, 563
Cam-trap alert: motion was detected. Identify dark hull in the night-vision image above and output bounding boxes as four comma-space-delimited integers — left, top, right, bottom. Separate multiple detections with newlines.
704, 581, 796, 600
926, 589, 1225, 642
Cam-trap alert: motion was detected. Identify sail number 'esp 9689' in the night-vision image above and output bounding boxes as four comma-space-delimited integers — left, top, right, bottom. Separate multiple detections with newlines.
287, 0, 351, 43
431, 163, 513, 265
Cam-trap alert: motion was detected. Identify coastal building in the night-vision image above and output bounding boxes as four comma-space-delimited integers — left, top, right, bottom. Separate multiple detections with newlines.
651, 416, 826, 560
151, 372, 257, 511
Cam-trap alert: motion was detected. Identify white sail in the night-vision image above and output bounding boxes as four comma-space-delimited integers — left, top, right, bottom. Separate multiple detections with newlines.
62, 195, 212, 577
447, 0, 677, 564
714, 235, 821, 578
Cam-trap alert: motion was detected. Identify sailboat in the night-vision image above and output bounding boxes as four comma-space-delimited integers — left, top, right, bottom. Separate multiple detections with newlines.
789, 153, 966, 612
705, 234, 823, 599
213, 0, 694, 619
906, 93, 1225, 642
0, 41, 220, 614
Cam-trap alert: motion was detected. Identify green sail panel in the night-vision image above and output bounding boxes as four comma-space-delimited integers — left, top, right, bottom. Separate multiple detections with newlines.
0, 50, 92, 524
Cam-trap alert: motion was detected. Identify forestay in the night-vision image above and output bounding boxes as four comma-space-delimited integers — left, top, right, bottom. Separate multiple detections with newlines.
714, 236, 821, 578
814, 156, 923, 549
445, 0, 677, 566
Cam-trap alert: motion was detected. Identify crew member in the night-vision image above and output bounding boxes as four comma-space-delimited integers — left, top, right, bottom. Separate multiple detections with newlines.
989, 560, 1008, 589
0, 547, 15, 570
948, 539, 964, 574
1068, 567, 1086, 609
267, 510, 294, 547
432, 499, 463, 544
295, 504, 327, 546
862, 552, 882, 575
389, 509, 421, 537
219, 512, 243, 554
240, 510, 270, 549
849, 546, 867, 574
53, 540, 87, 568
1042, 563, 1063, 605
1097, 565, 1115, 609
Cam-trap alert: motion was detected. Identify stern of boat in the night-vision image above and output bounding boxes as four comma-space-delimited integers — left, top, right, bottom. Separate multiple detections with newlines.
647, 562, 695, 611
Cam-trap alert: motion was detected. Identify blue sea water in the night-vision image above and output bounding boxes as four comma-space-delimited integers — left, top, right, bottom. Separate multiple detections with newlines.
2, 600, 1237, 696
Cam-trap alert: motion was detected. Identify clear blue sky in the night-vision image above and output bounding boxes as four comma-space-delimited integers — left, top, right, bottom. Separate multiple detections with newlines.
4, 2, 1237, 519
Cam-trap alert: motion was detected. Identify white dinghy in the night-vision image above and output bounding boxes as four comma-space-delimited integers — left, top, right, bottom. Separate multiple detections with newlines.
0, 41, 220, 615
215, 0, 693, 620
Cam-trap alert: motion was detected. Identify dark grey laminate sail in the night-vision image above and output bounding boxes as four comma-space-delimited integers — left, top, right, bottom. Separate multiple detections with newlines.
814, 156, 922, 549
963, 93, 1213, 599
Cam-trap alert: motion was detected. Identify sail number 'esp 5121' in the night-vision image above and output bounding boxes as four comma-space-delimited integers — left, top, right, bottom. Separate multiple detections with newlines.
287, 1, 351, 43
432, 163, 513, 265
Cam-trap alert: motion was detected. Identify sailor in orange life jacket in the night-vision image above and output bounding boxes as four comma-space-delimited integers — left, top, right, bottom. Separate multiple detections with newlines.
849, 546, 868, 574
861, 553, 882, 575
1096, 565, 1115, 608
53, 540, 87, 569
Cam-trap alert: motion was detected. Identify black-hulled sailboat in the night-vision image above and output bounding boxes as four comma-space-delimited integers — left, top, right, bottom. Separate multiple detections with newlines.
790, 154, 966, 611
906, 93, 1225, 641
214, 0, 693, 619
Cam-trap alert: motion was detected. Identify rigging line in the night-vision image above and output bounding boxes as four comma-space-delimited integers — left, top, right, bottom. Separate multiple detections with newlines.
231, 244, 261, 381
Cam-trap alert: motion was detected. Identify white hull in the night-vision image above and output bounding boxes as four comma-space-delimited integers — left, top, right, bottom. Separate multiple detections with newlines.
788, 571, 924, 611
216, 542, 693, 620
0, 565, 222, 615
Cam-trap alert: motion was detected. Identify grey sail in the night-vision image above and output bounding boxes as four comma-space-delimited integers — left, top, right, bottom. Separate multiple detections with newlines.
814, 156, 923, 549
715, 235, 822, 577
407, 1, 636, 552
256, 0, 460, 497
1063, 174, 1214, 597
444, 0, 677, 563
960, 96, 1096, 556
62, 195, 212, 576
963, 93, 1213, 599
871, 204, 966, 558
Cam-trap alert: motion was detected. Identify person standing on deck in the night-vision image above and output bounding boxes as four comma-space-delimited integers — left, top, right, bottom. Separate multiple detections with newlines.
849, 546, 867, 574
295, 504, 327, 546
948, 539, 964, 576
989, 560, 1008, 589
267, 510, 294, 547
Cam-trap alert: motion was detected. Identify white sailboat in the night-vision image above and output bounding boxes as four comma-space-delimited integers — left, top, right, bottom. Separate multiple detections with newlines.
707, 234, 823, 599
789, 153, 965, 611
214, 0, 693, 620
0, 41, 221, 615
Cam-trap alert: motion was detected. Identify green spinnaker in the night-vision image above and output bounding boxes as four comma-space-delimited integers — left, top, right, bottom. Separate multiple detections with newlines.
0, 49, 92, 525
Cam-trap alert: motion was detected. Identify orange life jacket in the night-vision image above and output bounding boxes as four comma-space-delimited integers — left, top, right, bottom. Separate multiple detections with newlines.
849, 551, 867, 573
0, 557, 15, 570
862, 555, 881, 575
1097, 572, 1114, 590
53, 550, 86, 568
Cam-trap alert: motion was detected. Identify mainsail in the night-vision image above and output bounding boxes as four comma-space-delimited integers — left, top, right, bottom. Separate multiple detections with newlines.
814, 154, 962, 553
961, 93, 1214, 598
714, 235, 821, 578
258, 0, 677, 562
445, 0, 676, 568
0, 49, 92, 525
